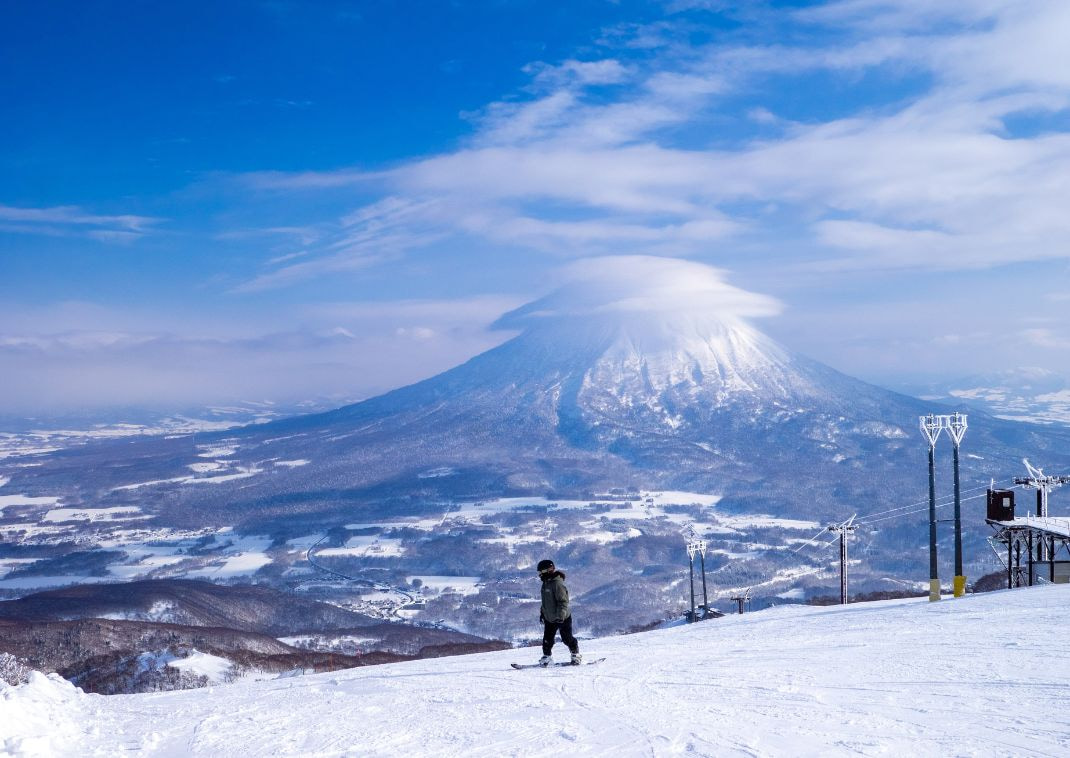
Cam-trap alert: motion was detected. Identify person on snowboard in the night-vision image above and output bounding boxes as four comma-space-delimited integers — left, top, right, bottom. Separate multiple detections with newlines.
537, 559, 582, 666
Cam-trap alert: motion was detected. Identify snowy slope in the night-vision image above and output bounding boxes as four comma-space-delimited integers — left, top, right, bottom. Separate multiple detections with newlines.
4, 584, 1069, 757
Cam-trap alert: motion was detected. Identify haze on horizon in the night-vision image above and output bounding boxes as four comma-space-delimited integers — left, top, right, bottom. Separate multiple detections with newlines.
2, 1, 1069, 416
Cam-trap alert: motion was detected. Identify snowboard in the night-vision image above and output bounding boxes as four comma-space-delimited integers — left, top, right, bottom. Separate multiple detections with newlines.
511, 657, 605, 670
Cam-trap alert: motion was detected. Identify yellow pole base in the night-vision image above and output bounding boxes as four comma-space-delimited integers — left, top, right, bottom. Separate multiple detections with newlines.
929, 579, 941, 602
953, 575, 966, 597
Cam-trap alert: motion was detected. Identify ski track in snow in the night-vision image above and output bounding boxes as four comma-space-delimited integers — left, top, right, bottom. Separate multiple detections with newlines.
3, 585, 1070, 757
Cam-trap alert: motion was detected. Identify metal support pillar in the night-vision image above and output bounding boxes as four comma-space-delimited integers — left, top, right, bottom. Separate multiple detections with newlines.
730, 593, 748, 614
1007, 537, 1013, 589
928, 440, 940, 600
1015, 540, 1022, 588
688, 552, 695, 622
920, 415, 942, 602
685, 536, 706, 622
839, 528, 849, 604
952, 441, 964, 596
1036, 490, 1047, 565
827, 516, 857, 606
1027, 531, 1034, 586
699, 550, 708, 617
947, 414, 968, 597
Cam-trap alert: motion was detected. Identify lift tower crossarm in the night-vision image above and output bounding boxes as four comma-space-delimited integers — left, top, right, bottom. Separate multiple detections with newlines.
1014, 460, 1070, 518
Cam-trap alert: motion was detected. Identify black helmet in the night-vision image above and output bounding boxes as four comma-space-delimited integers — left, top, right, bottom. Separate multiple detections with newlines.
536, 559, 555, 573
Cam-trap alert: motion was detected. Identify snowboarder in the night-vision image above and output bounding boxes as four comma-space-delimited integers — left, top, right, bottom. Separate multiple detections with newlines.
537, 559, 582, 666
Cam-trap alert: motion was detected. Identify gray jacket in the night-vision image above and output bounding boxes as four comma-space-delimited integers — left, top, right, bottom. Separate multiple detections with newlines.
540, 571, 571, 624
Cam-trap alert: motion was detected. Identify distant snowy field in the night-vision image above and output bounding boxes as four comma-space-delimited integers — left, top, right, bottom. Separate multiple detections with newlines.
4, 585, 1068, 757
1, 484, 809, 608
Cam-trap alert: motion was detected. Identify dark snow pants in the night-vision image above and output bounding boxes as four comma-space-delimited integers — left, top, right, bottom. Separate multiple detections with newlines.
542, 616, 579, 656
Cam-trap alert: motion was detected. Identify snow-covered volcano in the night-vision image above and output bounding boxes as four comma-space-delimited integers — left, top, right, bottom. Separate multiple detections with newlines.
239, 256, 937, 504
495, 256, 799, 403
309, 257, 895, 449
19, 256, 1070, 523
483, 255, 831, 424
500, 311, 835, 434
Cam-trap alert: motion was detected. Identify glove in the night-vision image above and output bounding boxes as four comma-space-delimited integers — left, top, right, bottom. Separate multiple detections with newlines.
539, 610, 545, 623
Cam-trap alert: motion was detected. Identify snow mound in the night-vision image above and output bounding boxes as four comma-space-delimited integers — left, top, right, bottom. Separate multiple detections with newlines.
164, 650, 234, 683
0, 672, 86, 756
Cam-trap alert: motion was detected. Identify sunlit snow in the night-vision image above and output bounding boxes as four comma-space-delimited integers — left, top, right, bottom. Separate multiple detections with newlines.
3, 585, 1068, 756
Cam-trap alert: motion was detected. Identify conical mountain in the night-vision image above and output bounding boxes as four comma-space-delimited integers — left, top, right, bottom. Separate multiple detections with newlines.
23, 257, 1070, 530
12, 258, 1070, 628
186, 257, 1067, 526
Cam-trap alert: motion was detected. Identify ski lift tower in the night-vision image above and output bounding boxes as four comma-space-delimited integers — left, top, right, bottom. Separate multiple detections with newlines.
1015, 460, 1070, 519
730, 590, 750, 614
946, 413, 968, 597
1014, 460, 1070, 565
987, 478, 1070, 587
685, 534, 709, 621
828, 515, 857, 605
919, 414, 943, 602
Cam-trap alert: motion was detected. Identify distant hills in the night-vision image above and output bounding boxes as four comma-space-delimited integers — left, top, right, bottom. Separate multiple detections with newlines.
900, 367, 1070, 426
0, 580, 506, 694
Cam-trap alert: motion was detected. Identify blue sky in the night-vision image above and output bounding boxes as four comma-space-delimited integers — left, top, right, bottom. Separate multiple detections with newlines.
2, 0, 1069, 413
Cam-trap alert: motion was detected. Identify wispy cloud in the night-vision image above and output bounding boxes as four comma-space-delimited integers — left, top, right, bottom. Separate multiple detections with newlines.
0, 296, 518, 412
222, 1, 1070, 290
241, 167, 378, 191
1021, 328, 1070, 350
230, 197, 447, 293
231, 249, 386, 293
0, 204, 161, 240
215, 225, 324, 246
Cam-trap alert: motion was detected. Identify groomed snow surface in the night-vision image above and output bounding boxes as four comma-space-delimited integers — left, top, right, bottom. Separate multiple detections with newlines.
3, 585, 1069, 757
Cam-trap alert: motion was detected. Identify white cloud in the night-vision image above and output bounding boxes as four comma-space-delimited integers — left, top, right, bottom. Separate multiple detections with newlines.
231, 197, 448, 293
796, 0, 1011, 30
762, 279, 1070, 386
216, 226, 324, 248
0, 296, 519, 413
1021, 328, 1070, 350
495, 256, 781, 330
457, 211, 741, 255
302, 295, 525, 335
525, 58, 632, 88
237, 0, 1070, 283
395, 326, 436, 340
0, 204, 161, 239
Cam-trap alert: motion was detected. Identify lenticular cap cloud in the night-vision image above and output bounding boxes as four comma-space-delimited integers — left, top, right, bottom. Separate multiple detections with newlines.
494, 256, 782, 330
